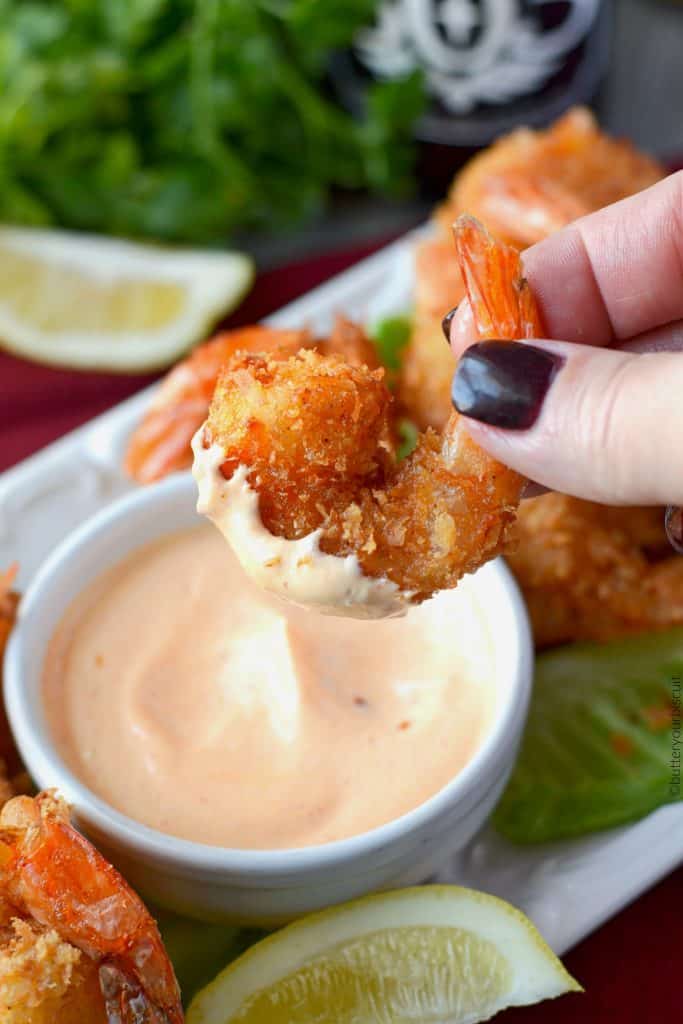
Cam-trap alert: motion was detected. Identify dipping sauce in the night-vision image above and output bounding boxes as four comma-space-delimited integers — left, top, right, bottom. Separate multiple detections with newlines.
44, 525, 495, 849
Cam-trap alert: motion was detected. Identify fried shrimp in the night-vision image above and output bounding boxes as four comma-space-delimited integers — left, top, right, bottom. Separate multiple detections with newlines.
398, 239, 464, 431
399, 108, 665, 432
194, 217, 543, 616
125, 318, 380, 484
508, 495, 683, 649
125, 326, 311, 484
436, 107, 664, 249
0, 792, 183, 1024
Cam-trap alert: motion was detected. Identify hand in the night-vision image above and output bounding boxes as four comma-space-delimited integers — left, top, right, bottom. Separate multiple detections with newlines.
447, 172, 683, 506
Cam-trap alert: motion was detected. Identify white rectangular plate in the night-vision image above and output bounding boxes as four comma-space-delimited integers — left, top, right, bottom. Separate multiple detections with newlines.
1, 228, 681, 955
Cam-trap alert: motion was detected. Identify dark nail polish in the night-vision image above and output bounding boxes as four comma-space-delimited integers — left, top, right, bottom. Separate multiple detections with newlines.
665, 505, 683, 554
441, 305, 459, 343
451, 341, 563, 430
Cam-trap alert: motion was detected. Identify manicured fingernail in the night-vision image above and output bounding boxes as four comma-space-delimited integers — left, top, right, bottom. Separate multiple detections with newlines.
441, 305, 459, 343
451, 341, 564, 430
665, 505, 683, 553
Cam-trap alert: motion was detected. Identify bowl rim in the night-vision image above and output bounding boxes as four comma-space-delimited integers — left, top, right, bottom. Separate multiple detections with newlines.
5, 472, 533, 879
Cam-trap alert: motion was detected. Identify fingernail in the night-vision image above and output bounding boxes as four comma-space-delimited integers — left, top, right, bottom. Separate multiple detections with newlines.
441, 305, 459, 343
452, 341, 564, 430
665, 505, 683, 553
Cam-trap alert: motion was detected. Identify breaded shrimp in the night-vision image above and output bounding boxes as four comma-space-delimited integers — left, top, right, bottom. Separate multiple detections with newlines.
125, 318, 380, 484
0, 915, 106, 1024
0, 792, 183, 1024
508, 495, 683, 648
399, 108, 665, 432
125, 326, 310, 484
196, 217, 543, 615
398, 240, 464, 431
437, 107, 664, 248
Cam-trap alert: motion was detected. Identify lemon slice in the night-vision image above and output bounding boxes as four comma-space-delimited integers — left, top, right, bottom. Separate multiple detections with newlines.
0, 226, 253, 371
187, 886, 581, 1023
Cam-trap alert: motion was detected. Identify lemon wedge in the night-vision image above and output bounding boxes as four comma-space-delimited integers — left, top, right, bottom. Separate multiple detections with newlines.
187, 886, 581, 1023
0, 226, 253, 371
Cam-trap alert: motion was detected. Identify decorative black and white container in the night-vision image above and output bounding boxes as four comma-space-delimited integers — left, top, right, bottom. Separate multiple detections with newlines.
332, 1, 611, 147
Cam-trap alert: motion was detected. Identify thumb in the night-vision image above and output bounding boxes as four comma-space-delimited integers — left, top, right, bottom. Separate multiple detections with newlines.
451, 339, 683, 505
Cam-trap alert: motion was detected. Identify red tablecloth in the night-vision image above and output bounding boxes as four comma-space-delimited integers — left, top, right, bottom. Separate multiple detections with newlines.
1, 241, 681, 1020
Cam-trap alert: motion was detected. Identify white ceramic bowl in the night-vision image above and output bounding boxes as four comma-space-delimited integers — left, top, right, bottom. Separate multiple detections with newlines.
5, 473, 533, 925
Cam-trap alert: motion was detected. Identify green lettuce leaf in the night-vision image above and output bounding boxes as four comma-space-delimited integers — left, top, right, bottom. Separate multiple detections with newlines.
156, 908, 263, 1007
494, 628, 683, 844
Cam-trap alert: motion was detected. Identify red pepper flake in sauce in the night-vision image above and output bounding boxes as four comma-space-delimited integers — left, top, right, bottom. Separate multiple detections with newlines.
353, 696, 368, 708
398, 720, 411, 731
611, 733, 635, 758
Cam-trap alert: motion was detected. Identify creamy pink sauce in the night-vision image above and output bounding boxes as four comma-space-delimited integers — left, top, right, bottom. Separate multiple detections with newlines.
43, 525, 495, 849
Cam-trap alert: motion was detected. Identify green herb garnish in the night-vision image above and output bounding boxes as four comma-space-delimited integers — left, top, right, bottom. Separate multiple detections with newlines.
494, 628, 683, 844
0, 1, 425, 242
370, 313, 412, 372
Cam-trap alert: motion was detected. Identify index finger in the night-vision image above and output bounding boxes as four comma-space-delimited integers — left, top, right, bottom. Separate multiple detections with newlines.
451, 171, 683, 354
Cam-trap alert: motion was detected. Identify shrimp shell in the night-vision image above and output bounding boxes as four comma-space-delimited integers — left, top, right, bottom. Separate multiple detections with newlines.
0, 792, 183, 1024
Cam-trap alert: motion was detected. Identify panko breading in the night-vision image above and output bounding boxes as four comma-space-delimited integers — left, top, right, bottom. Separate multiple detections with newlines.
125, 316, 381, 484
0, 919, 105, 1024
509, 495, 683, 648
202, 218, 543, 605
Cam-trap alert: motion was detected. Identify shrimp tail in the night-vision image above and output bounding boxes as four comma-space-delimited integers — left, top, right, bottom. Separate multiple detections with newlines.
99, 961, 183, 1024
452, 214, 544, 341
442, 215, 545, 501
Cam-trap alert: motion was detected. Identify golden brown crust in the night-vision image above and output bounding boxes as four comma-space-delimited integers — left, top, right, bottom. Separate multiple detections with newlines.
126, 316, 382, 485
206, 351, 521, 600
0, 919, 106, 1024
508, 495, 683, 648
207, 349, 394, 538
125, 325, 312, 484
204, 219, 540, 604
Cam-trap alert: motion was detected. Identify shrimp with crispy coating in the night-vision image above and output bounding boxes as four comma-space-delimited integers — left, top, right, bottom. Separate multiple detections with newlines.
194, 217, 543, 617
0, 791, 183, 1024
509, 495, 683, 649
398, 239, 465, 431
125, 318, 380, 484
400, 108, 665, 432
437, 106, 664, 249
